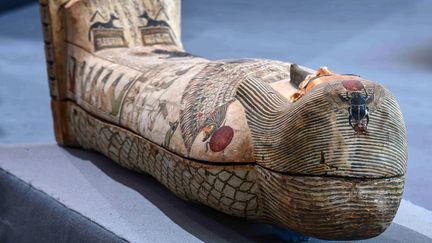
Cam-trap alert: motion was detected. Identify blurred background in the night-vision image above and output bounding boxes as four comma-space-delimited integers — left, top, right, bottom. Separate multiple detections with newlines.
0, 0, 431, 241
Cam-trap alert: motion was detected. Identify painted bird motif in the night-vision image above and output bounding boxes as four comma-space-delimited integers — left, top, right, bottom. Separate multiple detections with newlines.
178, 60, 290, 154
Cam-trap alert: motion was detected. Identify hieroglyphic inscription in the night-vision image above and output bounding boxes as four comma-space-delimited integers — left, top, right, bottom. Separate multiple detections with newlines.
66, 46, 140, 122
141, 26, 175, 45
93, 29, 128, 51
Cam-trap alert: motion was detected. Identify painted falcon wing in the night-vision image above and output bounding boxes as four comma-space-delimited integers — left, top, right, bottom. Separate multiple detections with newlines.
179, 62, 240, 153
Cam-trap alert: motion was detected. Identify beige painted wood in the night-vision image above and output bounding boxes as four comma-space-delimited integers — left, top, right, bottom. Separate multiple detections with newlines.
39, 0, 408, 240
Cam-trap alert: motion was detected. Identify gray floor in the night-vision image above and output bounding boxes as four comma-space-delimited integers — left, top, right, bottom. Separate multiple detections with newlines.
0, 1, 431, 242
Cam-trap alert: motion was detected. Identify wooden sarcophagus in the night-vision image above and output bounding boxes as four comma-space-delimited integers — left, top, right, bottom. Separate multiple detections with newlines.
39, 0, 407, 240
